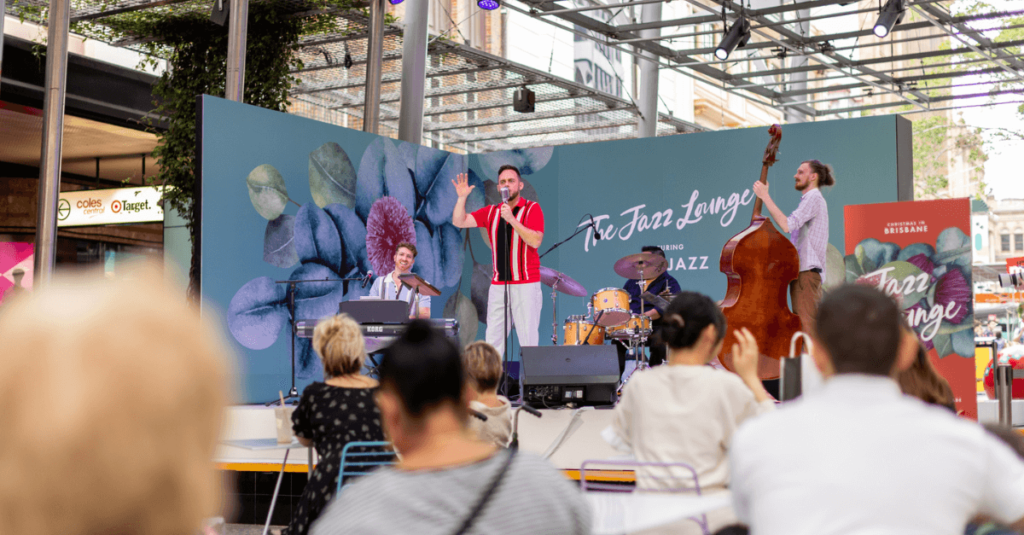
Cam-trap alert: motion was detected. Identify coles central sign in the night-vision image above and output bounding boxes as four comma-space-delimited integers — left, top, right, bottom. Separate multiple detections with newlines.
57, 187, 166, 227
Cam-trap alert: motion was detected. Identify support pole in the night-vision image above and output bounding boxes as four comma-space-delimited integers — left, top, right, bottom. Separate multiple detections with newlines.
363, 0, 386, 134
33, 0, 71, 284
398, 0, 429, 144
783, 9, 810, 123
225, 0, 249, 101
637, 0, 662, 138
1, 0, 6, 91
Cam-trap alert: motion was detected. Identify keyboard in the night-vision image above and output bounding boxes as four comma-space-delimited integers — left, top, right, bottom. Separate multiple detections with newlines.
296, 318, 459, 352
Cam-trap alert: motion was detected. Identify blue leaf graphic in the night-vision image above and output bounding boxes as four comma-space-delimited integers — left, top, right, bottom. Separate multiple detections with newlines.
264, 214, 299, 268
296, 338, 324, 381
478, 147, 554, 179
291, 261, 347, 355
415, 150, 466, 229
397, 140, 418, 173
411, 220, 436, 285
356, 137, 416, 223
309, 142, 357, 209
294, 203, 343, 272
465, 170, 486, 213
227, 276, 289, 350
435, 223, 464, 289
324, 204, 371, 275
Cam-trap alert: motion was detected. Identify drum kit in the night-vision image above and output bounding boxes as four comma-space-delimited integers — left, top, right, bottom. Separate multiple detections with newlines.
541, 251, 670, 373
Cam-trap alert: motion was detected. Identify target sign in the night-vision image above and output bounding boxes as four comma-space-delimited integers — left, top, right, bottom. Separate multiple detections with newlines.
111, 200, 123, 213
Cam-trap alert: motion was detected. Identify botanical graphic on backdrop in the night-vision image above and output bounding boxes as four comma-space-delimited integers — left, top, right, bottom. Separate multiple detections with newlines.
845, 226, 973, 358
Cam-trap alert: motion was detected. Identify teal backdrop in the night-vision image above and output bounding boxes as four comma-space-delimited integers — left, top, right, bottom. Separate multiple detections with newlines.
196, 95, 908, 403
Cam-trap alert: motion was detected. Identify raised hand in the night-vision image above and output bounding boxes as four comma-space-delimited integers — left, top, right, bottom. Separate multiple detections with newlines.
730, 327, 761, 381
452, 173, 475, 198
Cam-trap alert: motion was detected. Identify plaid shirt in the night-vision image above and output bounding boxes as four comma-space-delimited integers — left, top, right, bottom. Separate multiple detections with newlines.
787, 188, 829, 278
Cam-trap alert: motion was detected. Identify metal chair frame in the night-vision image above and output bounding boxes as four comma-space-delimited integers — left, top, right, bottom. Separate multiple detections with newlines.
580, 458, 711, 535
335, 441, 396, 495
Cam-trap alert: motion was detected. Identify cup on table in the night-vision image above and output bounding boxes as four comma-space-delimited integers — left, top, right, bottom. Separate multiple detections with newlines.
274, 406, 295, 444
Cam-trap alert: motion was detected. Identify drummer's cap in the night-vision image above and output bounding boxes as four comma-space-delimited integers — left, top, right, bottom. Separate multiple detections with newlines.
641, 245, 665, 258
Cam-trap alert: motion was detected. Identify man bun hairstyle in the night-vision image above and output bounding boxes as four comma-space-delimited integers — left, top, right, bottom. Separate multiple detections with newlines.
395, 241, 417, 258
803, 159, 836, 187
378, 319, 464, 418
496, 164, 521, 179
815, 284, 902, 376
656, 291, 727, 350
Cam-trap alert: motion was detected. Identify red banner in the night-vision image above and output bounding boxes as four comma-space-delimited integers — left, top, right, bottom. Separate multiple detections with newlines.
1007, 256, 1024, 275
844, 199, 976, 419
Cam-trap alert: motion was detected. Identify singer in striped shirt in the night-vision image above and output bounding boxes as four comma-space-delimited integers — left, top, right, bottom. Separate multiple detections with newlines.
452, 165, 545, 357
752, 159, 834, 334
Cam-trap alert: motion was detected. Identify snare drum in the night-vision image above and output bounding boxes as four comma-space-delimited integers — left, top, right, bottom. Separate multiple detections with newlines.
563, 319, 605, 345
592, 287, 632, 326
607, 313, 652, 339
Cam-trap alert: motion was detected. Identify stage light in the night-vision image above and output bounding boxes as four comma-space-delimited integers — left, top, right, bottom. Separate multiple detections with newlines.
478, 0, 500, 10
210, 0, 229, 26
873, 0, 906, 38
714, 17, 750, 61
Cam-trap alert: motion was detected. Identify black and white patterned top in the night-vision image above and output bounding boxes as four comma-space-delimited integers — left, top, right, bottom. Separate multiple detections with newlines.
282, 382, 385, 535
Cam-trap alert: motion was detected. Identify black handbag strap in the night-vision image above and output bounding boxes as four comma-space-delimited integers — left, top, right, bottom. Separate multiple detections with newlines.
452, 449, 517, 535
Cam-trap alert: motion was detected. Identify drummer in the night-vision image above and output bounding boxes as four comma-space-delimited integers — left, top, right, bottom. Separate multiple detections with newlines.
615, 246, 681, 374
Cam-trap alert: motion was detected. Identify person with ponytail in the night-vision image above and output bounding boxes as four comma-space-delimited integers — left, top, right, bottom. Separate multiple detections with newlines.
751, 159, 834, 334
603, 292, 774, 534
283, 313, 385, 535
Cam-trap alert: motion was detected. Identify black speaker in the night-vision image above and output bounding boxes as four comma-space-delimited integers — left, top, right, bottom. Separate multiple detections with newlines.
513, 87, 535, 113
520, 346, 619, 406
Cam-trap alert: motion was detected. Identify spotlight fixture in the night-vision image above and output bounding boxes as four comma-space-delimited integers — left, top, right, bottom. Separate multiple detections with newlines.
873, 0, 906, 38
478, 0, 500, 10
714, 17, 751, 61
210, 0, 229, 26
513, 86, 535, 113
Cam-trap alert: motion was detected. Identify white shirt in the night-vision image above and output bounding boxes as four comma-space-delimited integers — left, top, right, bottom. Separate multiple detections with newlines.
730, 374, 1024, 535
604, 365, 775, 491
367, 271, 431, 311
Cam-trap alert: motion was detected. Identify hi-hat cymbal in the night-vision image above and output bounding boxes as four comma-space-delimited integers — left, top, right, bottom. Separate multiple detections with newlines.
614, 252, 668, 280
539, 266, 588, 297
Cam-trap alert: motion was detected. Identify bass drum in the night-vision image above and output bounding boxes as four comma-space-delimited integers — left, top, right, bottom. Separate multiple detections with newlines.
563, 319, 605, 346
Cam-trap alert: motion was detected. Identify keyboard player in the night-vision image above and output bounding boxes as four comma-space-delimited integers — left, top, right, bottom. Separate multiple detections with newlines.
367, 242, 432, 319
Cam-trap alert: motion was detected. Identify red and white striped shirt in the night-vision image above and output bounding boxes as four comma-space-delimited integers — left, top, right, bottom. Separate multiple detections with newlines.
471, 198, 544, 285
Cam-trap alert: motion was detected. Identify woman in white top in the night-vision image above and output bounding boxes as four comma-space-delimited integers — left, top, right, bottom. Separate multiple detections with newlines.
368, 242, 431, 318
604, 291, 774, 534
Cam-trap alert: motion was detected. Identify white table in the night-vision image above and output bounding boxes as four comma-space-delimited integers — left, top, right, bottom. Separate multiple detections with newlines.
586, 491, 733, 535
221, 438, 312, 535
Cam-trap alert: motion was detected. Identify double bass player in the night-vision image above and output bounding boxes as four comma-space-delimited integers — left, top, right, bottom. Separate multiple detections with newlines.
752, 159, 834, 334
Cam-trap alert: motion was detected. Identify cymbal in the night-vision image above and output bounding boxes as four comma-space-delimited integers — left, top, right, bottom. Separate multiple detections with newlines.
539, 266, 588, 297
614, 252, 668, 280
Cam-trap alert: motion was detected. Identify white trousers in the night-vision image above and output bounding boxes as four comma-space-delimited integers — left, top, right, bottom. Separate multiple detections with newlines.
486, 281, 543, 357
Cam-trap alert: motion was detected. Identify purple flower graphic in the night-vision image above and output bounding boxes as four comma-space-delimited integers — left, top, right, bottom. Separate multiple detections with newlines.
366, 196, 416, 275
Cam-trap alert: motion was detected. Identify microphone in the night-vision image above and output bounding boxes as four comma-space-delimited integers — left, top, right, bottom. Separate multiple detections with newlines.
500, 186, 510, 204
589, 215, 602, 240
361, 270, 373, 289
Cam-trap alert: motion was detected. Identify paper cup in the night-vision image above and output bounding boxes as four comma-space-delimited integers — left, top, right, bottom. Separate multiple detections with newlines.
274, 406, 295, 444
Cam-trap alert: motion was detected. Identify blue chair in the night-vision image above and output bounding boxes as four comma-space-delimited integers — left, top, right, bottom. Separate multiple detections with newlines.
335, 441, 396, 495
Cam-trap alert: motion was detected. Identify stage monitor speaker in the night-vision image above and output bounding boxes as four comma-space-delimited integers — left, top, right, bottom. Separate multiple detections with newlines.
520, 345, 618, 406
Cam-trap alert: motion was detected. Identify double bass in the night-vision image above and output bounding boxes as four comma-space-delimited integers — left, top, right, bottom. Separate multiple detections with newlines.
717, 125, 802, 380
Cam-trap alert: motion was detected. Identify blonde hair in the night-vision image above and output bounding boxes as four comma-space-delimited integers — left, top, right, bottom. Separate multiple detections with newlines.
0, 263, 233, 535
462, 341, 503, 392
313, 313, 366, 377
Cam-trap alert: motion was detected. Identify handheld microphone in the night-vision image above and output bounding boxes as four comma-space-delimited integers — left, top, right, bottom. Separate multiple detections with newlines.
361, 270, 373, 289
589, 214, 602, 240
500, 186, 510, 204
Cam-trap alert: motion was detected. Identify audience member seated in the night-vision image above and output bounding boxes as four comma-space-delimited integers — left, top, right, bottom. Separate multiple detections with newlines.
602, 292, 773, 534
311, 320, 591, 535
0, 265, 232, 535
730, 284, 1024, 535
966, 425, 1024, 535
284, 313, 386, 535
462, 341, 512, 447
896, 332, 956, 413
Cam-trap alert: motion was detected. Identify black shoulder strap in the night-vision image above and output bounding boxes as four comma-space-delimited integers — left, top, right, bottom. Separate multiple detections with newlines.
452, 449, 517, 535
